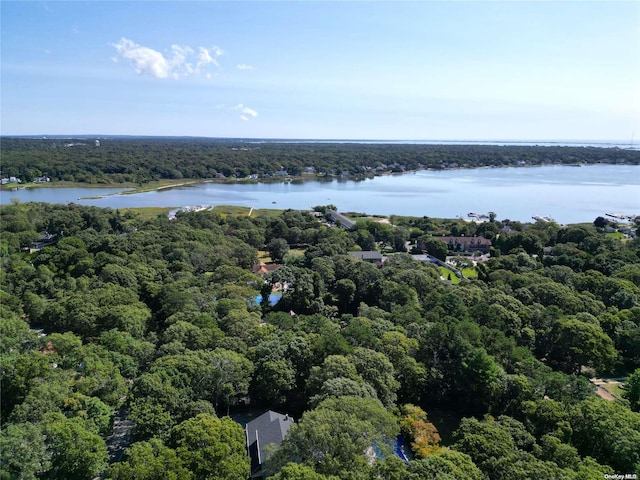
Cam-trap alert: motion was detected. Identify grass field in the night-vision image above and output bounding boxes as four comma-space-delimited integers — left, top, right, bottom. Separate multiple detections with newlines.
258, 248, 306, 263
121, 205, 288, 223
123, 207, 176, 220
439, 266, 460, 284
212, 205, 284, 218
461, 267, 478, 278
600, 380, 625, 398
257, 251, 272, 263
605, 231, 625, 239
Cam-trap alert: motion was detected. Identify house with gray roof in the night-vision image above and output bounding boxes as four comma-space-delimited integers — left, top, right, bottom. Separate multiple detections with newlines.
246, 410, 294, 478
328, 210, 356, 229
349, 250, 385, 264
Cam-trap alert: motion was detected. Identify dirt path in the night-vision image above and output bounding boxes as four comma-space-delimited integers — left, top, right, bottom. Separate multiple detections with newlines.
594, 385, 615, 401
590, 378, 616, 401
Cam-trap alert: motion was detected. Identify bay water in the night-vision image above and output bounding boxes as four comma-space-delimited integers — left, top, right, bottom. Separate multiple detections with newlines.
1, 165, 638, 224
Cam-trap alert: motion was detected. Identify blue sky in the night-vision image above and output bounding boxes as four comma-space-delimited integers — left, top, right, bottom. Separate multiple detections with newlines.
1, 1, 638, 140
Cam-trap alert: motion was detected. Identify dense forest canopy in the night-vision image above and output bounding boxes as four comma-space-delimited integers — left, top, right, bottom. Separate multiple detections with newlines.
1, 137, 638, 184
1, 201, 640, 479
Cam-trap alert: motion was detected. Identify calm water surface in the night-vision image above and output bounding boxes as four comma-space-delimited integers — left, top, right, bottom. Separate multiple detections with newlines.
2, 165, 638, 224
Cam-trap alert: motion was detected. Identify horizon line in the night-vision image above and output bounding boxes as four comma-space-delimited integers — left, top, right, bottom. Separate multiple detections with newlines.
0, 134, 635, 144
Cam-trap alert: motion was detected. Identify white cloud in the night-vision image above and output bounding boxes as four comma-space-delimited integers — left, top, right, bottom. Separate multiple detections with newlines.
198, 46, 224, 68
236, 64, 254, 70
111, 38, 223, 79
111, 38, 170, 78
234, 104, 258, 121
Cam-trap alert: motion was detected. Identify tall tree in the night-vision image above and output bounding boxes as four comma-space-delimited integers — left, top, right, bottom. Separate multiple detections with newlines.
170, 414, 250, 480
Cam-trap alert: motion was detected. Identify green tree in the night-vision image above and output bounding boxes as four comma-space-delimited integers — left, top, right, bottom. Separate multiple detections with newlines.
268, 238, 290, 263
307, 355, 361, 396
334, 278, 357, 312
251, 359, 296, 405
568, 396, 640, 472
625, 369, 640, 412
270, 463, 337, 480
206, 349, 254, 412
310, 377, 379, 407
349, 347, 400, 407
452, 417, 515, 471
418, 236, 448, 261
0, 422, 50, 480
170, 413, 250, 480
271, 397, 398, 478
547, 318, 617, 374
458, 347, 506, 413
107, 439, 192, 480
407, 450, 483, 480
42, 413, 108, 480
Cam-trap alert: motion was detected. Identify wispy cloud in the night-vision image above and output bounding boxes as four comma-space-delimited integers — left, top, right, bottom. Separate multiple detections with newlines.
236, 64, 254, 70
234, 104, 258, 121
111, 38, 224, 79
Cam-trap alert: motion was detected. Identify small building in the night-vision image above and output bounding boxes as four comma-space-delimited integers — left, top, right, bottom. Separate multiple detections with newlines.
246, 411, 294, 479
328, 210, 356, 229
33, 176, 51, 183
438, 236, 491, 254
1, 176, 21, 185
252, 262, 280, 276
349, 250, 384, 264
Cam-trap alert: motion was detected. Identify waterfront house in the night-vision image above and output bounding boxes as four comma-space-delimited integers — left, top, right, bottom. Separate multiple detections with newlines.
1, 176, 21, 185
328, 210, 356, 229
438, 236, 491, 254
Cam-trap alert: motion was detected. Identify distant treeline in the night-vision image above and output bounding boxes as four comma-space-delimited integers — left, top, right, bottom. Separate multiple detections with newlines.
1, 137, 639, 184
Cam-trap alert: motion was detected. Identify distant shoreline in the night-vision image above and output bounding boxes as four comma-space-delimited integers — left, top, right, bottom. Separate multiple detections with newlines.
2, 135, 637, 149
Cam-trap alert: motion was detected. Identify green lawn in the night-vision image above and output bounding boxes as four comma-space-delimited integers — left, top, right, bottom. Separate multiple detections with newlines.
123, 207, 176, 220
258, 248, 306, 264
212, 205, 284, 218
257, 251, 273, 263
600, 380, 625, 398
461, 267, 478, 278
605, 231, 625, 239
124, 205, 287, 222
439, 266, 460, 284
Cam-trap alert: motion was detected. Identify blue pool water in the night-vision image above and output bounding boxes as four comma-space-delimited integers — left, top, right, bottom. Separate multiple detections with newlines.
254, 293, 283, 306
373, 435, 413, 464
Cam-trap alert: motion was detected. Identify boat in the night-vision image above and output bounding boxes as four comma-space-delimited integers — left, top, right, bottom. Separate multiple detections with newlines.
532, 215, 555, 223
